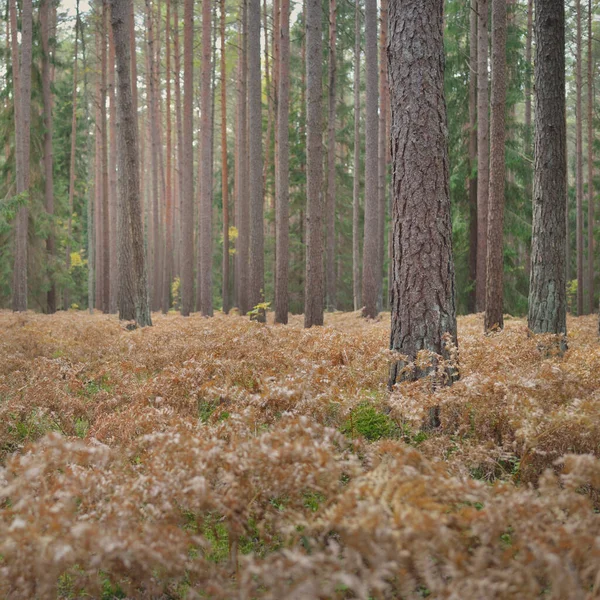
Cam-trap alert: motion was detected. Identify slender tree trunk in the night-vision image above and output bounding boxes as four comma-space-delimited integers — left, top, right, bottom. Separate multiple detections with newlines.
304, 0, 324, 327
476, 0, 489, 312
181, 0, 194, 316
361, 0, 379, 319
484, 0, 507, 332
248, 0, 265, 319
525, 0, 533, 160
528, 0, 566, 340
468, 0, 478, 314
221, 0, 230, 314
101, 0, 110, 313
388, 0, 458, 387
576, 0, 584, 315
163, 0, 173, 313
325, 0, 336, 312
11, 0, 33, 313
110, 0, 152, 327
41, 0, 56, 313
94, 14, 104, 311
587, 0, 594, 315
353, 0, 361, 312
173, 0, 184, 279
275, 0, 290, 324
108, 10, 118, 312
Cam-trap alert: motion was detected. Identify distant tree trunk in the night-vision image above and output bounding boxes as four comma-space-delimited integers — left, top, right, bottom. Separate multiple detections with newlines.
108, 11, 118, 313
101, 0, 110, 313
110, 0, 152, 327
220, 0, 230, 315
468, 0, 478, 314
587, 0, 594, 315
325, 0, 336, 312
94, 15, 104, 311
275, 0, 290, 324
304, 0, 324, 328
528, 0, 566, 340
377, 0, 388, 311
199, 0, 213, 316
173, 0, 184, 279
248, 0, 265, 319
181, 0, 194, 316
476, 0, 489, 313
361, 0, 379, 319
236, 0, 250, 315
388, 0, 458, 387
353, 0, 361, 312
65, 2, 79, 311
163, 0, 173, 313
484, 0, 507, 332
41, 0, 56, 314
525, 0, 533, 159
576, 0, 584, 315
11, 0, 33, 313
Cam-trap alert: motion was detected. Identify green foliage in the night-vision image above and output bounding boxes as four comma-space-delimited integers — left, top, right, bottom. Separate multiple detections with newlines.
341, 402, 400, 441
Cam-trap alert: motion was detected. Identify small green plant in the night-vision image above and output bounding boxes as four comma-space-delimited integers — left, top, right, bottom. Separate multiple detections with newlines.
247, 301, 270, 322
341, 403, 401, 441
74, 418, 89, 439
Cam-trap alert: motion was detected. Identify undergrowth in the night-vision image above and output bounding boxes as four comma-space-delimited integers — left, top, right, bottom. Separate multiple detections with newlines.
0, 310, 599, 598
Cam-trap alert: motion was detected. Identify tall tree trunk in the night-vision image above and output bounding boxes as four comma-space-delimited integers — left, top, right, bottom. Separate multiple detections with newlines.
325, 0, 336, 312
248, 0, 265, 318
108, 10, 118, 313
576, 0, 584, 315
352, 0, 361, 312
304, 0, 324, 328
221, 0, 230, 314
476, 0, 489, 312
524, 0, 533, 159
66, 1, 80, 311
41, 0, 56, 314
199, 0, 213, 316
377, 0, 388, 311
94, 14, 104, 311
181, 0, 194, 316
163, 0, 173, 313
11, 0, 33, 312
484, 0, 507, 332
275, 0, 290, 324
587, 0, 594, 315
528, 0, 566, 340
110, 0, 152, 327
101, 0, 110, 313
388, 0, 458, 387
173, 0, 184, 279
468, 0, 478, 314
361, 0, 379, 319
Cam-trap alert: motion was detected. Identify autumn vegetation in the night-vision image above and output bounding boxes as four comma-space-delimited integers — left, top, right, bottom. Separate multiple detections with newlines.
1, 309, 600, 598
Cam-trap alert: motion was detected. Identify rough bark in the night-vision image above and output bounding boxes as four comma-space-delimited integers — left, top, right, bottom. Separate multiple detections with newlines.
476, 0, 489, 312
181, 0, 194, 316
275, 0, 290, 324
304, 0, 324, 328
248, 0, 265, 319
94, 16, 104, 311
221, 0, 230, 314
11, 0, 33, 313
41, 0, 56, 313
361, 0, 379, 319
525, 0, 533, 159
468, 0, 478, 314
576, 0, 584, 315
528, 0, 566, 340
101, 0, 110, 313
484, 0, 507, 332
388, 0, 458, 387
163, 0, 173, 313
108, 11, 118, 313
110, 0, 152, 327
587, 0, 594, 315
353, 0, 361, 312
326, 0, 336, 312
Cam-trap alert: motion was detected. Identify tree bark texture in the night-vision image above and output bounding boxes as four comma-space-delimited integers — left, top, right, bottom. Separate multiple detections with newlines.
221, 0, 230, 314
353, 0, 361, 312
576, 0, 584, 315
468, 0, 478, 314
587, 0, 594, 314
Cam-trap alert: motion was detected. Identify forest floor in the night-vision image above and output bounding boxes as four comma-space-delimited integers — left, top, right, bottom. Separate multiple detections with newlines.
1, 310, 600, 599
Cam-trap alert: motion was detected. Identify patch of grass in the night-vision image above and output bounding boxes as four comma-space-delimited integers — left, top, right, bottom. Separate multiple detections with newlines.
341, 402, 401, 441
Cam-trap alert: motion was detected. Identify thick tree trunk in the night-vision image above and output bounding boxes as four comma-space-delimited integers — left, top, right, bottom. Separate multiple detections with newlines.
525, 0, 533, 159
181, 0, 194, 316
476, 0, 489, 313
576, 0, 584, 315
199, 0, 213, 316
11, 0, 33, 313
275, 0, 290, 324
388, 0, 458, 387
587, 0, 594, 315
221, 0, 230, 315
248, 0, 265, 319
110, 0, 152, 327
352, 0, 361, 312
41, 0, 56, 314
361, 0, 379, 319
484, 0, 507, 332
325, 0, 336, 312
528, 0, 566, 340
304, 0, 324, 328
468, 0, 478, 314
